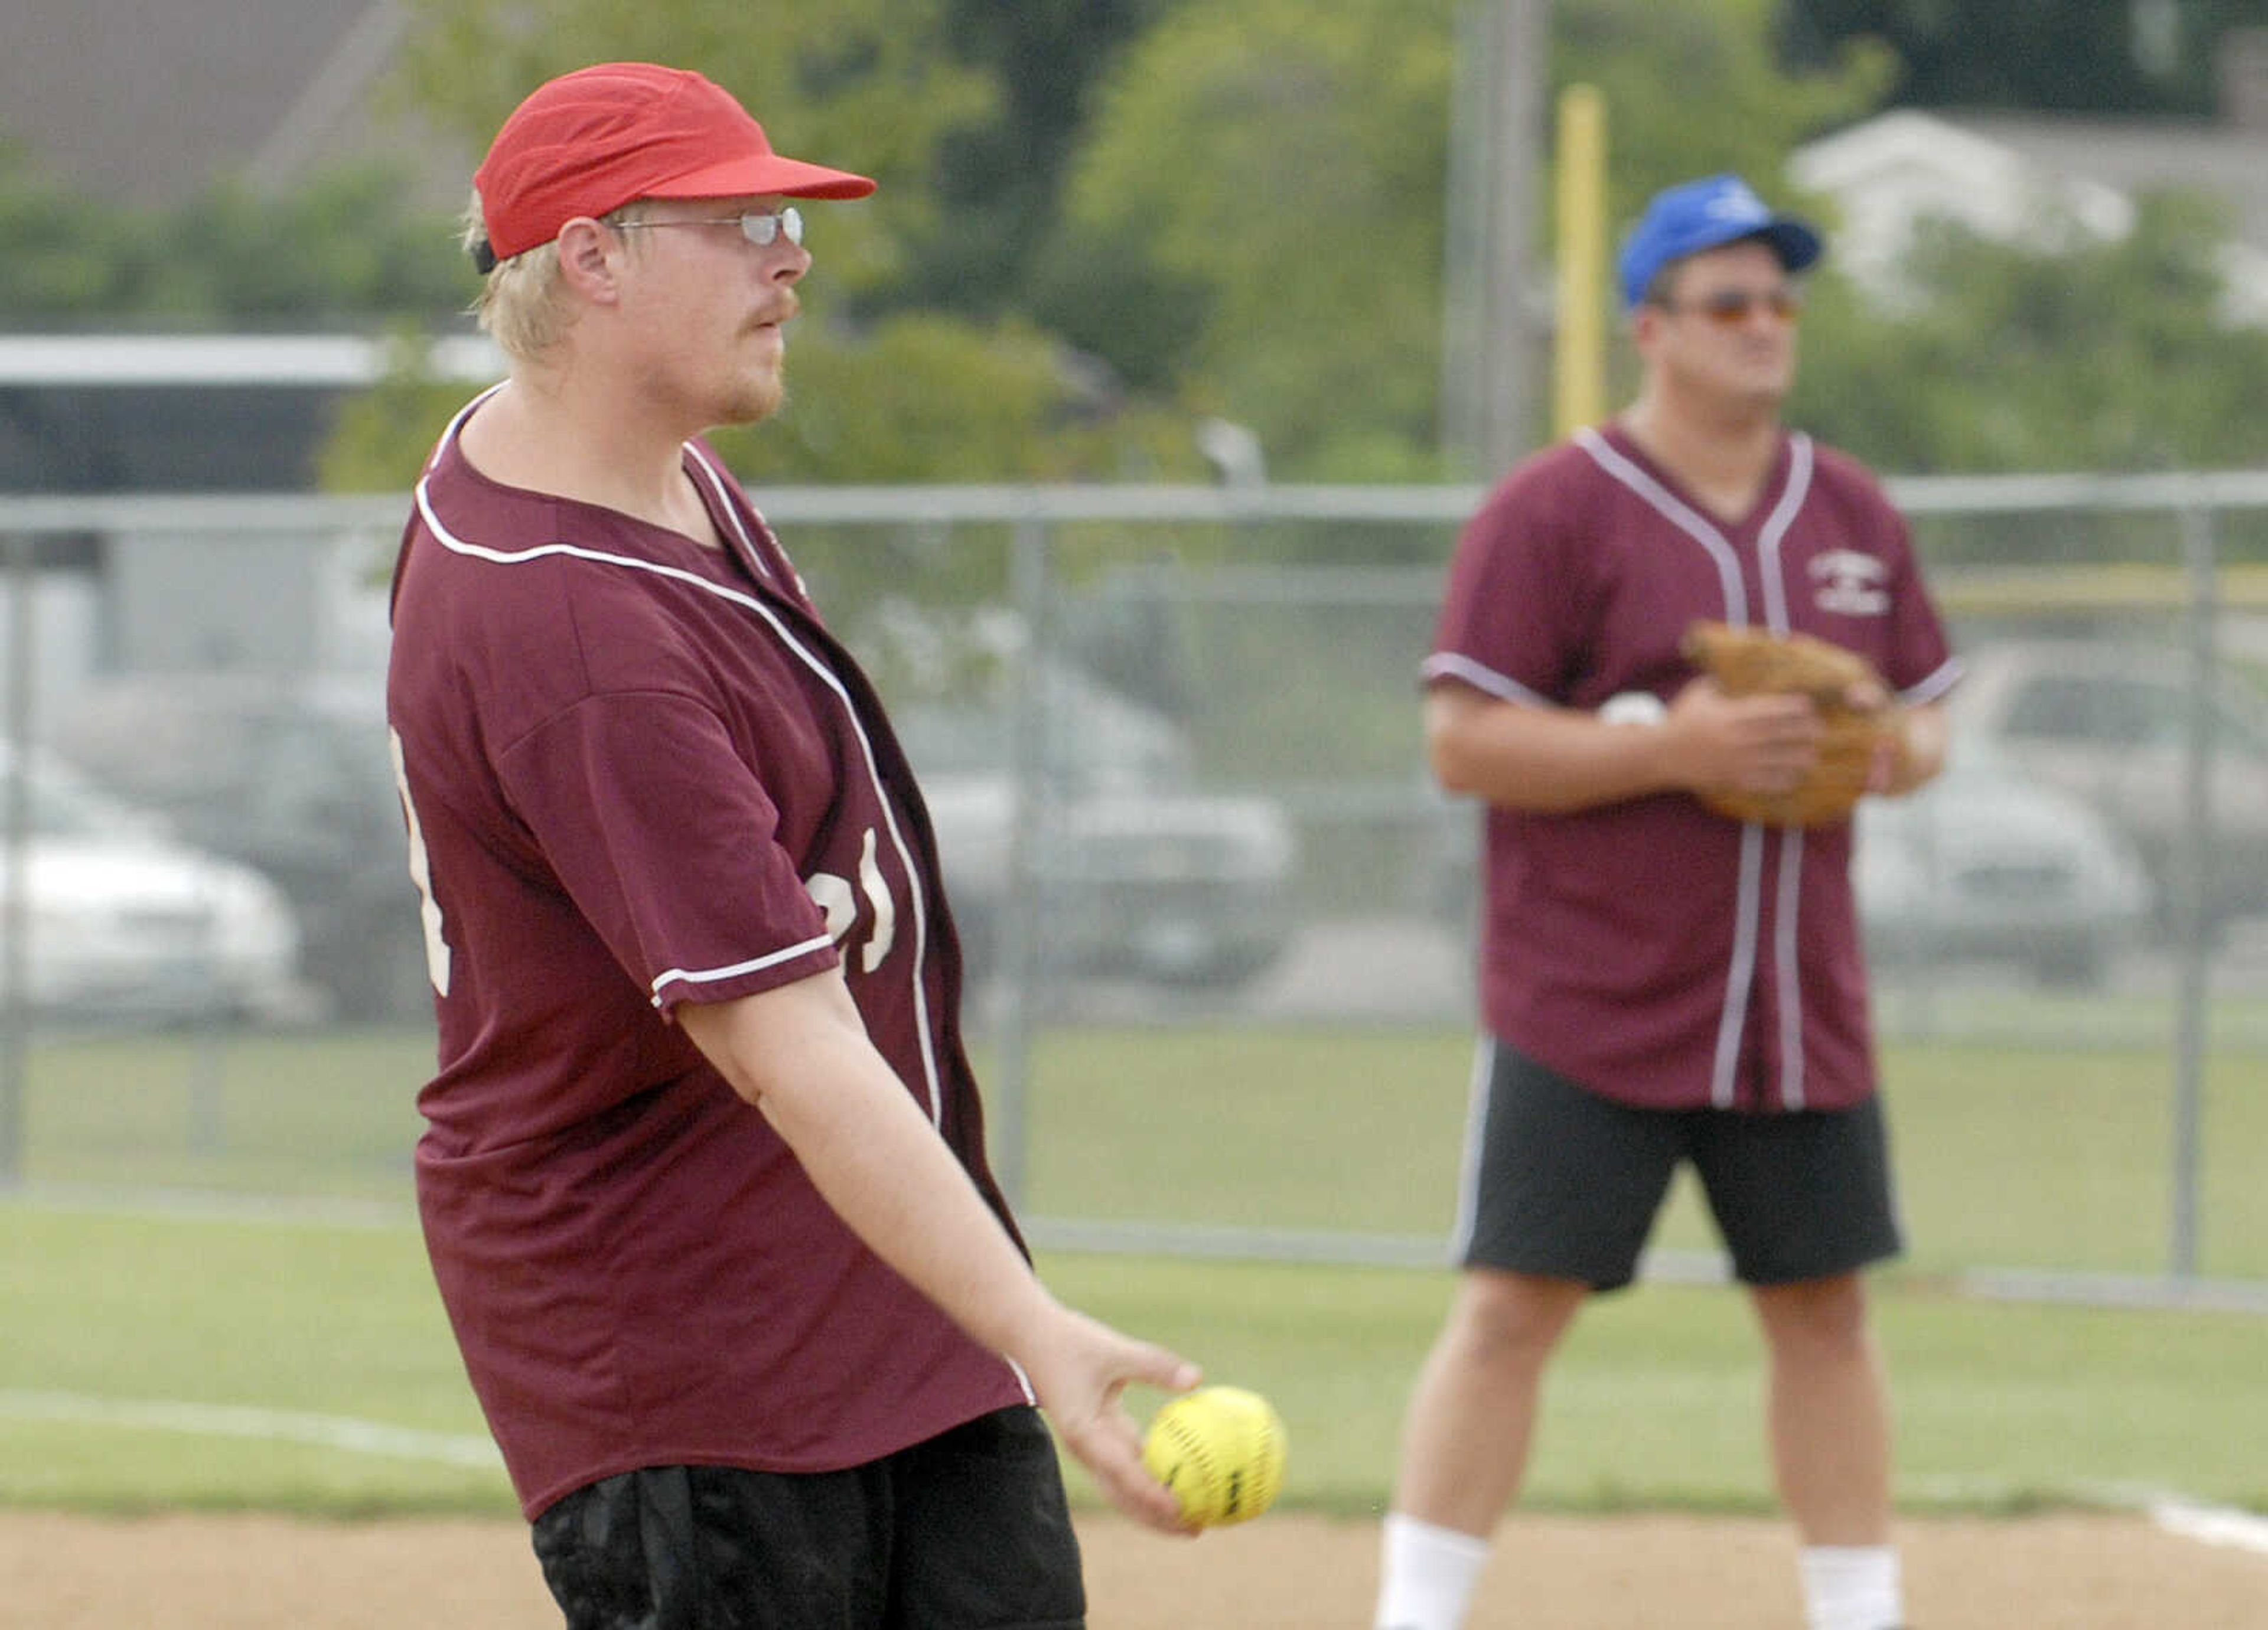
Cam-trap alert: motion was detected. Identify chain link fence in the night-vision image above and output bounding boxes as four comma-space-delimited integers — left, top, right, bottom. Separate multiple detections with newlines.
2, 475, 2265, 1302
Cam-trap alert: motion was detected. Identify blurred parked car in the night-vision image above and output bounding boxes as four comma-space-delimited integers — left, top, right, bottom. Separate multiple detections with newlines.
894, 666, 1299, 990
45, 672, 428, 1022
1425, 748, 2150, 990
1855, 751, 2153, 989
0, 747, 301, 1022
1951, 640, 2268, 926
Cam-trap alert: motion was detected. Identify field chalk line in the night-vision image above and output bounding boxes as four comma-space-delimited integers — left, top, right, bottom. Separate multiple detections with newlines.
3, 1390, 2262, 1564
1909, 1475, 2268, 1561
5, 1193, 2264, 1553
2145, 1498, 2268, 1559
0, 1390, 502, 1471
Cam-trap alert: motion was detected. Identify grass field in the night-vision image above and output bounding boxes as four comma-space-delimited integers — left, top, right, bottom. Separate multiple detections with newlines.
1, 1019, 2264, 1523
1018, 1025, 2268, 1280
9, 1018, 2268, 1277
4, 1202, 2266, 1521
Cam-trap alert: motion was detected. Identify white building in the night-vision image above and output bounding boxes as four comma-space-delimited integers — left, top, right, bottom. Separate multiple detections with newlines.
1790, 32, 2268, 325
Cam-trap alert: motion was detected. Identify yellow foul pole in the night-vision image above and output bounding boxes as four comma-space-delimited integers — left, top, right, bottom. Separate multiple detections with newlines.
1552, 84, 1608, 441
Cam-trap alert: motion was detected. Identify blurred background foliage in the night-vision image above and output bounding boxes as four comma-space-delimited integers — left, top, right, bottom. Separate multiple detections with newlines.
11, 0, 2268, 485
1778, 0, 2268, 114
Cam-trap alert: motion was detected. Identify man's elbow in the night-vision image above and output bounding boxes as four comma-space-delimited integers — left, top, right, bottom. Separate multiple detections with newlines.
1426, 716, 1489, 798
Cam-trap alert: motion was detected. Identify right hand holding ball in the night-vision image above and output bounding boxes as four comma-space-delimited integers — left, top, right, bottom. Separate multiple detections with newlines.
1141, 1385, 1287, 1528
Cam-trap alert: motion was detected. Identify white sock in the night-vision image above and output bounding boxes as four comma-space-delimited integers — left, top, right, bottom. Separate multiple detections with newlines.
1374, 1511, 1491, 1630
1799, 1544, 1903, 1630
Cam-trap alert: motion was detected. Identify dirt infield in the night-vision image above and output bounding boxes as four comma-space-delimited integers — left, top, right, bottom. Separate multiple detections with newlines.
6, 1508, 2264, 1627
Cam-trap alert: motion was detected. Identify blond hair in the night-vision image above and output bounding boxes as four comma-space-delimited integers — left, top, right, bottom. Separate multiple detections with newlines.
464, 191, 655, 365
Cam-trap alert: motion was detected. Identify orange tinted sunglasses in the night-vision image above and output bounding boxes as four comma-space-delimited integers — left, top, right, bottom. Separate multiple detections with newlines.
1654, 287, 1804, 326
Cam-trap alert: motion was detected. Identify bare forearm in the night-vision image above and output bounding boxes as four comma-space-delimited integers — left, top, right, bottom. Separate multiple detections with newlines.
681, 991, 1054, 1358
1427, 679, 1939, 817
1427, 689, 1685, 813
1884, 700, 1949, 796
678, 975, 1199, 1533
768, 1042, 1057, 1354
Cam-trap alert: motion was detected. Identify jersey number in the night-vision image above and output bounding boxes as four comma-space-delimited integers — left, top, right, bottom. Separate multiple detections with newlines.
389, 728, 452, 998
389, 736, 899, 999
804, 826, 898, 973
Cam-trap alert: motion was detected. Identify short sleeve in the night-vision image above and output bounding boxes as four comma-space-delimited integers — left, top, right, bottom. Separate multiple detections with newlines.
1424, 462, 1580, 709
1871, 500, 1960, 703
494, 689, 839, 1014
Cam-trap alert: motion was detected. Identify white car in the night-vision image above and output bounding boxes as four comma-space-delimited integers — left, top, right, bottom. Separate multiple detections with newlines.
1949, 640, 2268, 928
1856, 750, 2154, 989
1426, 747, 2154, 992
894, 667, 1299, 991
0, 749, 302, 1023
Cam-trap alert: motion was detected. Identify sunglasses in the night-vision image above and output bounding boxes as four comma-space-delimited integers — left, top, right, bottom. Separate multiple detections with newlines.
612, 206, 805, 249
1653, 286, 1804, 326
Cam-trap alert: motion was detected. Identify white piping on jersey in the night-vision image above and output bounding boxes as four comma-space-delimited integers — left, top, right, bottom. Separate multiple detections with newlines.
1448, 1036, 1498, 1263
410, 411, 950, 1128
1774, 829, 1806, 1110
421, 384, 501, 475
650, 933, 838, 995
1573, 427, 1749, 625
1000, 1355, 1038, 1410
1755, 433, 1814, 635
683, 448, 777, 586
1709, 827, 1767, 1110
1755, 436, 1816, 1110
1419, 651, 1553, 709
1576, 426, 1821, 1111
1900, 656, 1964, 710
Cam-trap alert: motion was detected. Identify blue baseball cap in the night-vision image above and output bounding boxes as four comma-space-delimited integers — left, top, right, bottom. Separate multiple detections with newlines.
1617, 174, 1823, 312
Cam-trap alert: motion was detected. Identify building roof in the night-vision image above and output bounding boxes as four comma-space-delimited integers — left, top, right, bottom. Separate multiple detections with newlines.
0, 332, 503, 386
1, 0, 464, 206
1790, 107, 2268, 325
0, 332, 504, 493
1952, 110, 2268, 249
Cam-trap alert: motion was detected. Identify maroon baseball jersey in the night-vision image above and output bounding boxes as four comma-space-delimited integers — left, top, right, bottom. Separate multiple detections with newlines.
1425, 422, 1960, 1114
386, 392, 1028, 1520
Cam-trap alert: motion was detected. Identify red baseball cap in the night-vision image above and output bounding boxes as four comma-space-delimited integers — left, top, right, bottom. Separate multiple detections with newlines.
473, 62, 877, 264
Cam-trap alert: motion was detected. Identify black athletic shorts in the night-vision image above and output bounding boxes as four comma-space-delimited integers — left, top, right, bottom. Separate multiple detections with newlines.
1455, 1039, 1902, 1292
528, 1405, 1084, 1630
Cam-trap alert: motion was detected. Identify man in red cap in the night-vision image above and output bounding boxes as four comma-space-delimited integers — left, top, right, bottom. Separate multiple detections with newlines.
387, 62, 1200, 1629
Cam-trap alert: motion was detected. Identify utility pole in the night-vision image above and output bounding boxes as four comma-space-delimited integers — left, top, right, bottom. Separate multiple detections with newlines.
1481, 0, 1546, 478
1443, 0, 1547, 479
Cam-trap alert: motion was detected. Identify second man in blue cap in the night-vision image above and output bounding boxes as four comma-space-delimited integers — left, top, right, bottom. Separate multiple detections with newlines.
1373, 175, 1960, 1630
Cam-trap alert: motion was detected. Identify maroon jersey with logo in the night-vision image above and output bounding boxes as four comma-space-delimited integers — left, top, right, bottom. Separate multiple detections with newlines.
1425, 422, 1960, 1114
386, 393, 1027, 1520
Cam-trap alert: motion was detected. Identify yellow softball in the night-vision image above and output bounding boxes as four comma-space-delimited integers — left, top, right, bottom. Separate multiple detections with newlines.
1141, 1385, 1287, 1528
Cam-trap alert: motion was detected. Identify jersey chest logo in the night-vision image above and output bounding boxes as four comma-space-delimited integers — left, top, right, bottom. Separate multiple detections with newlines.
1808, 549, 1889, 617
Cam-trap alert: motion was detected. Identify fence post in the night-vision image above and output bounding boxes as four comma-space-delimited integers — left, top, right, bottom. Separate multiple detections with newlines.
2168, 495, 2218, 1281
991, 513, 1052, 1211
0, 529, 33, 1188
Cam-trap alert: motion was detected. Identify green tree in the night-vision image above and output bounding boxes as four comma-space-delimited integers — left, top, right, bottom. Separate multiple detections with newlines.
1052, 0, 1463, 480
320, 314, 1208, 497
1051, 0, 1891, 478
706, 312, 1194, 484
1794, 190, 2268, 473
390, 0, 998, 299
1559, 0, 1894, 234
1778, 0, 2268, 116
332, 0, 1216, 489
900, 0, 1168, 324
0, 146, 149, 318
0, 147, 464, 328
317, 330, 480, 491
144, 165, 470, 327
